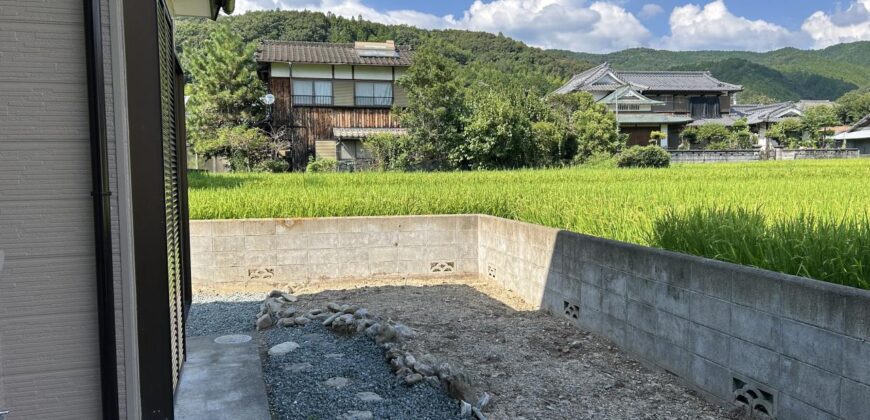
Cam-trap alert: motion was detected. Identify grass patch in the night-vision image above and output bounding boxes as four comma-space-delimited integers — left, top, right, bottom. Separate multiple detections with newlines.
189, 159, 870, 288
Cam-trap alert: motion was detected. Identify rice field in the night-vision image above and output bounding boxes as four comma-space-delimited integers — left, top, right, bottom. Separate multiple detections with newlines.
189, 159, 870, 288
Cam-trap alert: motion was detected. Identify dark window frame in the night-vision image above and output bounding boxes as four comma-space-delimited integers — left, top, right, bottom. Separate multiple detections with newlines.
292, 78, 334, 106
354, 80, 394, 107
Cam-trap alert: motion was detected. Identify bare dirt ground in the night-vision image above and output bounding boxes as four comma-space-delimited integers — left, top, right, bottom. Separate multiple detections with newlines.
196, 278, 739, 420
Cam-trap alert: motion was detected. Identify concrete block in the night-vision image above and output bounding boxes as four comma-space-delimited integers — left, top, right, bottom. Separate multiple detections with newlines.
191, 252, 214, 269
190, 236, 213, 253
425, 230, 455, 245
730, 304, 780, 351
275, 219, 304, 234
780, 280, 845, 334
733, 270, 782, 313
691, 324, 730, 366
688, 355, 731, 400
576, 261, 603, 287
213, 267, 246, 283
579, 306, 603, 334
601, 314, 627, 348
780, 357, 841, 415
626, 300, 657, 334
780, 319, 844, 374
843, 338, 870, 386
657, 311, 691, 348
213, 236, 245, 252
626, 326, 656, 360
397, 260, 429, 275
210, 221, 245, 236
729, 338, 781, 386
689, 259, 733, 300
844, 294, 870, 340
600, 267, 628, 295
778, 393, 838, 420
657, 284, 691, 318
241, 220, 276, 236
365, 232, 398, 247
308, 233, 339, 249
626, 276, 662, 306
244, 235, 276, 251
335, 232, 365, 248
368, 246, 398, 263
188, 221, 212, 237
552, 271, 582, 302
396, 230, 427, 246
276, 234, 307, 250
277, 250, 307, 266
841, 379, 870, 420
275, 265, 309, 282
455, 259, 479, 274
457, 215, 478, 231
397, 246, 425, 262
214, 252, 243, 268
580, 283, 602, 311
244, 252, 276, 267
689, 291, 731, 333
601, 290, 626, 321
655, 340, 691, 378
651, 254, 691, 289
424, 245, 458, 260
308, 249, 341, 264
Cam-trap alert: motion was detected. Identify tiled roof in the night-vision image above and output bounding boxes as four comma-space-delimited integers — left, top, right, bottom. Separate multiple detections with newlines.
554, 62, 742, 94
333, 127, 408, 139
688, 116, 740, 127
848, 114, 870, 133
616, 114, 693, 124
257, 40, 413, 66
733, 102, 801, 125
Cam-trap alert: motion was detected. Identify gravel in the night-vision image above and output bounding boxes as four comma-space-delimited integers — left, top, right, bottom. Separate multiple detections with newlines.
262, 322, 461, 420
186, 293, 261, 337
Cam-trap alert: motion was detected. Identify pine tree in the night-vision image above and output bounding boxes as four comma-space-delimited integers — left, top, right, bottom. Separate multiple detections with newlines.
185, 24, 266, 156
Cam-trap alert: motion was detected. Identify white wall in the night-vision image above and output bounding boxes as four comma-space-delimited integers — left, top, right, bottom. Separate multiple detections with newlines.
291, 63, 332, 79
271, 62, 290, 78
353, 66, 393, 81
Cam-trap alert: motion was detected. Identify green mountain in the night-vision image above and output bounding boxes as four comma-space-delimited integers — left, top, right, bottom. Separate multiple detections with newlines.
175, 10, 869, 102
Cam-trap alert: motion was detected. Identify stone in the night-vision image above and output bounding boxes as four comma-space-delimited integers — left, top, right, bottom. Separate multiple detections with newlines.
343, 305, 359, 314
268, 341, 299, 356
390, 356, 405, 372
395, 367, 412, 377
294, 316, 310, 325
404, 354, 417, 367
414, 362, 435, 376
354, 308, 369, 318
268, 289, 284, 298
460, 400, 473, 418
323, 312, 341, 326
327, 302, 343, 312
394, 323, 416, 339
307, 308, 324, 316
339, 314, 355, 324
324, 377, 350, 388
265, 298, 287, 315
343, 411, 373, 420
437, 362, 453, 380
256, 314, 273, 331
375, 325, 396, 344
280, 292, 298, 302
285, 362, 313, 373
476, 392, 492, 410
425, 376, 442, 389
365, 323, 380, 338
277, 318, 296, 327
472, 407, 487, 420
278, 307, 298, 318
405, 373, 424, 385
355, 392, 384, 402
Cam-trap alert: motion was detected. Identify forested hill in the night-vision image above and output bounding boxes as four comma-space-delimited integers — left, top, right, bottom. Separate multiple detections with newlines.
176, 10, 869, 102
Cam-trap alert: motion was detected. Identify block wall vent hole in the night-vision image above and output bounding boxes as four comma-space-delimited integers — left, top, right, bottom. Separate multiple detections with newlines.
563, 301, 579, 319
486, 264, 497, 280
249, 267, 275, 281
430, 261, 455, 273
732, 377, 775, 419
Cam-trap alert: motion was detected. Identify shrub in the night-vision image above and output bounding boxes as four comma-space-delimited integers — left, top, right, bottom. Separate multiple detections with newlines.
577, 151, 617, 168
255, 159, 289, 173
696, 123, 731, 146
650, 130, 666, 146
363, 133, 413, 171
306, 157, 338, 173
616, 145, 670, 168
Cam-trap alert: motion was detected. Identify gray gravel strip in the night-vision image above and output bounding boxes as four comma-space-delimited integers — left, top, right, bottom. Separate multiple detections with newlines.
186, 299, 260, 337
262, 322, 462, 420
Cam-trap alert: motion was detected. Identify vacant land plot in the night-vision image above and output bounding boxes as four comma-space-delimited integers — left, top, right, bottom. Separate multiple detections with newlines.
189, 160, 870, 287
190, 279, 739, 419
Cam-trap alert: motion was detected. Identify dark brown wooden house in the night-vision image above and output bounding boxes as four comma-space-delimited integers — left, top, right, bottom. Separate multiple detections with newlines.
256, 40, 412, 168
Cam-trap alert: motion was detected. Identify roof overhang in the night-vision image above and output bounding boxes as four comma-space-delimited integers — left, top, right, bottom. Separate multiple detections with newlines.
601, 86, 663, 105
171, 0, 233, 19
617, 115, 693, 125
833, 130, 870, 141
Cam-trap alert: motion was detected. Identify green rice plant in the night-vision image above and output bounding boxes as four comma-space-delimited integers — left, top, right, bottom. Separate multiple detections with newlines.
648, 207, 870, 289
189, 159, 870, 287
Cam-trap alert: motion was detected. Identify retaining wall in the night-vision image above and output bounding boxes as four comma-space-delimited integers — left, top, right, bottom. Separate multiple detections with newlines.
191, 215, 870, 419
670, 150, 763, 163
190, 216, 478, 289
776, 148, 860, 160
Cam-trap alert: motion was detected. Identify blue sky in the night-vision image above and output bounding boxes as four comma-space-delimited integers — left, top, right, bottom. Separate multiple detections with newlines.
232, 1, 870, 53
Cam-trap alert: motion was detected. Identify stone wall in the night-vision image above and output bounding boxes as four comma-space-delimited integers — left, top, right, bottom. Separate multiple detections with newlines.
191, 215, 870, 418
478, 215, 870, 420
190, 216, 479, 289
669, 150, 763, 163
776, 148, 860, 160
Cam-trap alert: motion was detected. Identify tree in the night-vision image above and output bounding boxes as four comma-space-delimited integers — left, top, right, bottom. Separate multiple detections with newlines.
571, 96, 624, 161
186, 24, 266, 159
836, 88, 870, 125
396, 40, 467, 170
461, 88, 539, 169
650, 131, 666, 146
767, 118, 806, 149
695, 123, 731, 148
802, 105, 839, 147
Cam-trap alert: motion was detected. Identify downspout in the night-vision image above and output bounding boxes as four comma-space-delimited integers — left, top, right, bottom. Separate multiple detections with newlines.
83, 0, 120, 418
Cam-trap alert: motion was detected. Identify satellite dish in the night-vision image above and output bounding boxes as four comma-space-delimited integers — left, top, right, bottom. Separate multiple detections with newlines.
261, 94, 275, 105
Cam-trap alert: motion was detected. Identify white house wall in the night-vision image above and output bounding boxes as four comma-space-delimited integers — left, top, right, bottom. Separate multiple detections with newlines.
334, 65, 353, 79
291, 63, 332, 79
353, 65, 393, 81
270, 62, 290, 78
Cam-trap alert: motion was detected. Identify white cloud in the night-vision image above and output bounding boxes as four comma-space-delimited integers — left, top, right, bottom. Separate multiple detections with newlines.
229, 0, 651, 53
801, 0, 870, 48
638, 3, 664, 20
661, 0, 799, 51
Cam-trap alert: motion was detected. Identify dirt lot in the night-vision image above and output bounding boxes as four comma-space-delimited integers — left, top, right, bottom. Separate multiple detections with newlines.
196, 277, 739, 419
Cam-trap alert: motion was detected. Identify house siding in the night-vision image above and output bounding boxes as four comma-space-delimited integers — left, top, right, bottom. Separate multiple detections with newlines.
0, 1, 127, 418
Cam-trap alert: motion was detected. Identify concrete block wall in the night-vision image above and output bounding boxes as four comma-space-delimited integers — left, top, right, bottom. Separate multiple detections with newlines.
190, 215, 479, 288
478, 215, 870, 419
776, 149, 860, 160
669, 150, 762, 164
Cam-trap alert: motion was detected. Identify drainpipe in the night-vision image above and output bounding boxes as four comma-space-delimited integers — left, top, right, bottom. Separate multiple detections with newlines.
83, 0, 120, 418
